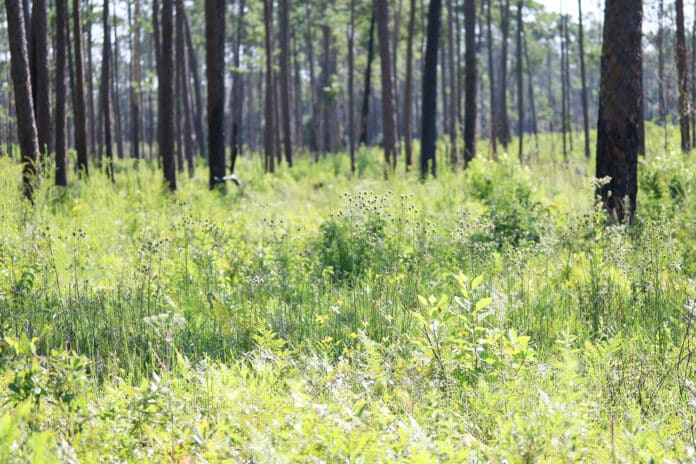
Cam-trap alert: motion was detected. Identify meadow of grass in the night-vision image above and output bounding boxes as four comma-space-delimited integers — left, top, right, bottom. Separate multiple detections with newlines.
0, 126, 695, 462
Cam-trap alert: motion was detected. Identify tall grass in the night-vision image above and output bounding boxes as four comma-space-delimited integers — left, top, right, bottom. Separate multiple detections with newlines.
0, 128, 695, 460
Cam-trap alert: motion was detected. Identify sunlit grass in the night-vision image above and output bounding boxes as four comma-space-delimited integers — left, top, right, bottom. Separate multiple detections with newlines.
0, 127, 695, 461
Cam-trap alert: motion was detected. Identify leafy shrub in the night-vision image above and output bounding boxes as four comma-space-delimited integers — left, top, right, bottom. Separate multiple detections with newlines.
314, 192, 393, 282
4, 333, 88, 411
468, 156, 547, 247
639, 152, 694, 218
410, 273, 535, 388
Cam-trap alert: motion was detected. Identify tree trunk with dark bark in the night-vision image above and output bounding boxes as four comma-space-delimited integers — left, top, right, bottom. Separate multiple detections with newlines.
100, 0, 114, 181
497, 0, 510, 149
375, 0, 399, 172
131, 0, 141, 159
657, 0, 666, 149
6, 0, 40, 200
691, 1, 696, 148
176, 0, 194, 177
359, 8, 376, 147
30, 0, 51, 156
560, 15, 567, 161
72, 0, 88, 175
676, 0, 690, 152
160, 0, 176, 190
446, 0, 458, 166
515, 0, 523, 161
464, 0, 476, 165
175, 38, 184, 174
111, 0, 124, 161
279, 0, 293, 166
421, 0, 441, 178
486, 0, 497, 158
87, 5, 96, 158
596, 0, 642, 222
348, 0, 357, 173
230, 0, 244, 174
66, 9, 76, 150
440, 31, 448, 137
404, 0, 416, 170
55, 0, 68, 186
263, 0, 275, 173
205, 0, 225, 187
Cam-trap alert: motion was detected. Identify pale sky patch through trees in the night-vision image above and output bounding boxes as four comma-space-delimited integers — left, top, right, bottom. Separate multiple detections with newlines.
538, 0, 602, 19
538, 0, 694, 34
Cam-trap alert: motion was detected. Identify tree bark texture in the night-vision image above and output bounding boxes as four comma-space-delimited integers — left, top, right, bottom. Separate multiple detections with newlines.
596, 0, 642, 222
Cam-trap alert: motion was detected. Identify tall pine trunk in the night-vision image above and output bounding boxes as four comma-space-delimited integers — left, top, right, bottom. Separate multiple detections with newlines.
691, 1, 696, 148
263, 0, 275, 173
486, 0, 497, 158
111, 0, 124, 161
86, 4, 96, 159
497, 0, 510, 149
160, 0, 176, 190
463, 0, 476, 165
30, 0, 51, 156
72, 0, 89, 175
446, 0, 458, 166
279, 0, 293, 166
404, 0, 416, 170
421, 0, 442, 178
515, 0, 523, 161
55, 0, 68, 186
393, 0, 402, 141
66, 12, 76, 150
175, 37, 184, 174
375, 0, 399, 172
563, 14, 573, 151
348, 0, 357, 173
230, 0, 244, 173
292, 31, 302, 148
176, 0, 194, 177
100, 0, 114, 181
359, 9, 376, 146
205, 0, 225, 187
130, 0, 141, 160
596, 0, 642, 222
560, 16, 567, 160
676, 0, 690, 152
577, 0, 590, 158
6, 0, 40, 200
440, 31, 448, 138
657, 0, 666, 136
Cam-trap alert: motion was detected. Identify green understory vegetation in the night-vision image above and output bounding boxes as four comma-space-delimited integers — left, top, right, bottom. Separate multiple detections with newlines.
0, 126, 695, 462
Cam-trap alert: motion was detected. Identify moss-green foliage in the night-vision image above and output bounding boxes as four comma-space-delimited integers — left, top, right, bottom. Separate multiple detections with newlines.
0, 129, 695, 461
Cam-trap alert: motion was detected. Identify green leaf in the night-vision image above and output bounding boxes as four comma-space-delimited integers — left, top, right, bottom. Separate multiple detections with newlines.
412, 311, 428, 327
475, 297, 493, 312
471, 275, 484, 290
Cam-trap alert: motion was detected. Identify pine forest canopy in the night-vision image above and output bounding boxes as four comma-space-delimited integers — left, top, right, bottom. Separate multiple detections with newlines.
0, 0, 676, 219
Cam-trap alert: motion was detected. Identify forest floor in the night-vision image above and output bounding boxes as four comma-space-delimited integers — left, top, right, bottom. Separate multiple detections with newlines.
0, 126, 695, 462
